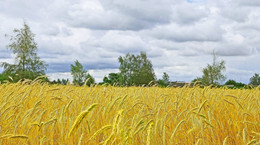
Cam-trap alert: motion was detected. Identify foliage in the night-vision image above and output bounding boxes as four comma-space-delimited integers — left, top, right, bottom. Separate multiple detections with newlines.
118, 52, 156, 86
1, 21, 47, 82
51, 78, 70, 85
70, 60, 87, 86
224, 79, 246, 88
0, 73, 9, 83
201, 51, 226, 85
85, 73, 95, 86
191, 77, 203, 84
157, 72, 170, 87
249, 73, 260, 86
102, 73, 120, 86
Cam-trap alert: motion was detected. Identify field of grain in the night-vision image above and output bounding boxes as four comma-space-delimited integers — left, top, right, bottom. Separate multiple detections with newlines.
0, 81, 259, 145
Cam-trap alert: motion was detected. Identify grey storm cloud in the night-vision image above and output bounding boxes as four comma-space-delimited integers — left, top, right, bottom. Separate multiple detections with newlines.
0, 0, 260, 83
238, 1, 260, 6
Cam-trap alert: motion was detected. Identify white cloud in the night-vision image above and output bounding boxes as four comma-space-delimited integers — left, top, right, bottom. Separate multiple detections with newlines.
80, 31, 150, 55
171, 3, 209, 24
147, 19, 223, 42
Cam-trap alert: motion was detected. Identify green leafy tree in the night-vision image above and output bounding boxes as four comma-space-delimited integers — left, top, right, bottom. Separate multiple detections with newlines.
249, 73, 260, 86
201, 51, 226, 85
85, 73, 95, 86
118, 52, 156, 86
57, 79, 62, 84
162, 72, 170, 83
158, 72, 170, 87
225, 79, 246, 88
0, 73, 8, 83
61, 78, 70, 85
70, 60, 87, 86
103, 76, 109, 84
103, 73, 120, 86
53, 78, 70, 85
1, 21, 47, 81
192, 77, 202, 83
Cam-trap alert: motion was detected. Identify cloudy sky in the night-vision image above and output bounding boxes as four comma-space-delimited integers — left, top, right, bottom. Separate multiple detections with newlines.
0, 0, 259, 83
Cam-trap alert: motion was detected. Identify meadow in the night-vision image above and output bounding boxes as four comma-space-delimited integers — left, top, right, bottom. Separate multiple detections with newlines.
0, 81, 259, 145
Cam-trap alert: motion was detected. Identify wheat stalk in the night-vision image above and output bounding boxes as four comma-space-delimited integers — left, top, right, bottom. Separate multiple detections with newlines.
9, 135, 28, 139
147, 122, 154, 145
170, 120, 185, 142
104, 109, 124, 145
68, 103, 98, 136
88, 125, 112, 141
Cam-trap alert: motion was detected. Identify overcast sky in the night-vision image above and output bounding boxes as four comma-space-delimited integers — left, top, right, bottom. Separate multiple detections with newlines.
0, 0, 259, 83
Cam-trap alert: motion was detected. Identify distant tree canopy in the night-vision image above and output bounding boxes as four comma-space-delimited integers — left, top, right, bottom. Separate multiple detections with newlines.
158, 72, 170, 87
103, 73, 120, 86
118, 52, 156, 86
70, 60, 95, 86
0, 73, 8, 83
51, 78, 70, 85
85, 73, 95, 86
225, 79, 246, 88
199, 51, 226, 85
191, 78, 202, 84
249, 73, 260, 86
1, 21, 47, 82
71, 60, 87, 86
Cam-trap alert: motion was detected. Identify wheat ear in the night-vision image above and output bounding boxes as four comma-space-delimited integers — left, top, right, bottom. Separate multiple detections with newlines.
68, 103, 98, 136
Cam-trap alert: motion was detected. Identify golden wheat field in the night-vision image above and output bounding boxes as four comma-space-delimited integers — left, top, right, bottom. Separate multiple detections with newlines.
0, 81, 259, 145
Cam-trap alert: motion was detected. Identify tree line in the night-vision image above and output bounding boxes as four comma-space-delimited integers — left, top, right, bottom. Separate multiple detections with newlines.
0, 22, 259, 87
